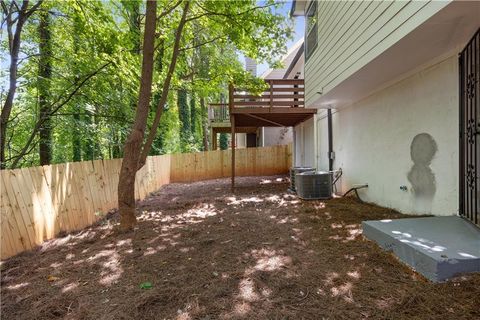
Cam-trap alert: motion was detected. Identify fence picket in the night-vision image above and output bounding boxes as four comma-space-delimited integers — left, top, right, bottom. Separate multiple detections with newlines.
66, 162, 88, 230
24, 168, 51, 241
44, 164, 75, 233
0, 171, 20, 256
3, 169, 36, 249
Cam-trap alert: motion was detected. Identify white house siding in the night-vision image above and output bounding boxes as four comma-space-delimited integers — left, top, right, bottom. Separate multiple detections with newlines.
315, 56, 458, 216
305, 0, 450, 107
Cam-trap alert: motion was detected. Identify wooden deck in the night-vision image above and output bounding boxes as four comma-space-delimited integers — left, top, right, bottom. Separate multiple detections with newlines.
230, 79, 315, 127
220, 79, 316, 190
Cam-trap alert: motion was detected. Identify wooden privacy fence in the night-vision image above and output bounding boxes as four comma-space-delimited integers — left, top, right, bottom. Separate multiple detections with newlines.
0, 145, 292, 259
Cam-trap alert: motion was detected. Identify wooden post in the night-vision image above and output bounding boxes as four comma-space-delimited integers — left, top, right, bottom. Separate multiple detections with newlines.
211, 128, 217, 150
269, 79, 273, 112
229, 82, 235, 191
228, 83, 234, 114
231, 114, 235, 192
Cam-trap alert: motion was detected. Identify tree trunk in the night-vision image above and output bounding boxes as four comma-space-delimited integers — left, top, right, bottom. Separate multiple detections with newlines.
138, 1, 190, 167
219, 92, 228, 150
84, 112, 95, 160
111, 129, 122, 158
178, 88, 190, 151
148, 39, 166, 155
129, 1, 142, 55
72, 112, 82, 161
72, 13, 83, 162
200, 97, 209, 151
38, 10, 53, 165
0, 1, 42, 169
93, 111, 103, 159
117, 0, 157, 231
190, 92, 196, 136
118, 0, 190, 231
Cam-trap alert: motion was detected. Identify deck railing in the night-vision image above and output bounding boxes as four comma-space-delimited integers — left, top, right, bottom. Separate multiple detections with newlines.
230, 79, 305, 110
208, 103, 230, 123
208, 79, 306, 125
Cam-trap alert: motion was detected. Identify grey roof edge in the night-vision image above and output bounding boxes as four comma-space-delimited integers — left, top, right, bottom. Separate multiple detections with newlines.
283, 43, 304, 79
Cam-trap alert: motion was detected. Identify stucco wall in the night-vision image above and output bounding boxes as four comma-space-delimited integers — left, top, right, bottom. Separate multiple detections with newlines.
315, 55, 458, 216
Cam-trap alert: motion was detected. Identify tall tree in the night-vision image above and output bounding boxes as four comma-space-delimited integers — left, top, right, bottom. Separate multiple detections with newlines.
2, 0, 125, 167
1, 0, 44, 168
71, 12, 83, 162
178, 88, 190, 151
1, 0, 291, 228
38, 8, 52, 165
200, 97, 208, 150
118, 0, 291, 230
117, 0, 177, 230
190, 92, 196, 136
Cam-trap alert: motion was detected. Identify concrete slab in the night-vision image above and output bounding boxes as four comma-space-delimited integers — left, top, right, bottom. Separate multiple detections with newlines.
362, 216, 480, 282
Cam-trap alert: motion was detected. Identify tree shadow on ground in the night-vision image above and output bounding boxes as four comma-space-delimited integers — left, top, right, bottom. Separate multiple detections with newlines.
1, 176, 479, 320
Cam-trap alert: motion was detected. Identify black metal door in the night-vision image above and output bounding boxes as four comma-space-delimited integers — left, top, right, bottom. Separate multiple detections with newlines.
460, 28, 480, 226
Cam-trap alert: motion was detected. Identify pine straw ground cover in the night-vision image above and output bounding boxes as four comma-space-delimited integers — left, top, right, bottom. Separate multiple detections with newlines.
1, 176, 479, 320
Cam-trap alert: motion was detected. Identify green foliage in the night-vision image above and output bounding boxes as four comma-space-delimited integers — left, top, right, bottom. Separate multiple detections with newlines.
190, 92, 196, 137
177, 89, 191, 152
1, 0, 292, 168
219, 133, 229, 150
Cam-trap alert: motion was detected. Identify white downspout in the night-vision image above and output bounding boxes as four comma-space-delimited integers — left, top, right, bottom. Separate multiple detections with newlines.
262, 127, 265, 147
313, 113, 318, 170
301, 123, 305, 166
292, 127, 296, 167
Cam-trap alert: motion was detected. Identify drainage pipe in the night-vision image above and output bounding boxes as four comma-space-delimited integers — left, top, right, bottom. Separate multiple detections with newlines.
327, 108, 333, 171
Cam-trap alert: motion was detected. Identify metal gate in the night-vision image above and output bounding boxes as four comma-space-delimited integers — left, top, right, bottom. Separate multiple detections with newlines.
459, 28, 480, 226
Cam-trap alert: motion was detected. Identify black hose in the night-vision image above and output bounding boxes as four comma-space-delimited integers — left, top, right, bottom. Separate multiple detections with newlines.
343, 184, 368, 202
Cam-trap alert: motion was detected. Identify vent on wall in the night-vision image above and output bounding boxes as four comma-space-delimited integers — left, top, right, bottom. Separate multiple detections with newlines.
289, 167, 315, 192
296, 171, 333, 200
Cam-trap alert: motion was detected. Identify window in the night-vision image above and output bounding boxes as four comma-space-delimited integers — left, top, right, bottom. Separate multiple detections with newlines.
305, 1, 318, 60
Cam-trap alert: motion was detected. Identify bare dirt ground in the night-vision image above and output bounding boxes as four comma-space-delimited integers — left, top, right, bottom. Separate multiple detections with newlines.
1, 176, 479, 320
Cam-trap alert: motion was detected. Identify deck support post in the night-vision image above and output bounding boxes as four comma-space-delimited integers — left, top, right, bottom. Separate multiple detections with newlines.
231, 114, 236, 192
229, 83, 235, 192
211, 129, 217, 150
269, 79, 273, 112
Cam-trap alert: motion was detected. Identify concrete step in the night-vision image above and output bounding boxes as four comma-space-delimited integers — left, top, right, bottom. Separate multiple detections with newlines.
362, 216, 480, 282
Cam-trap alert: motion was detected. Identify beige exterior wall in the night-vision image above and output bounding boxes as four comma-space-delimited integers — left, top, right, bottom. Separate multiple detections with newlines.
305, 0, 450, 107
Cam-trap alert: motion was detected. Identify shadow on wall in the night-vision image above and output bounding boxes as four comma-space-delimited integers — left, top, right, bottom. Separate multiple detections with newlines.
407, 133, 437, 214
